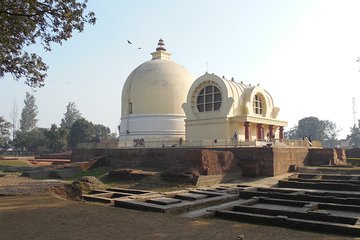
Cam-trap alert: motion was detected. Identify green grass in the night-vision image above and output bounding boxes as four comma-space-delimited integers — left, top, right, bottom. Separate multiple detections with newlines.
65, 166, 115, 181
64, 166, 189, 191
0, 160, 33, 167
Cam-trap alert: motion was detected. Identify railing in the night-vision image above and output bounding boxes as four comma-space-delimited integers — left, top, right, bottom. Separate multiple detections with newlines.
122, 139, 258, 149
282, 139, 322, 148
77, 138, 322, 149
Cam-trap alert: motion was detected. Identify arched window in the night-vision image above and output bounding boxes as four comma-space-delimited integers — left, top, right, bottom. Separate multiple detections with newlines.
196, 85, 222, 112
253, 94, 263, 115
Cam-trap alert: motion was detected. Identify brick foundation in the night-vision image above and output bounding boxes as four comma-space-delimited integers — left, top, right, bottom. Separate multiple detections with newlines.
72, 147, 310, 177
307, 148, 347, 166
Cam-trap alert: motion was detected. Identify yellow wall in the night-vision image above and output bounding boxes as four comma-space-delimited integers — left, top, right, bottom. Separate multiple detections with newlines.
186, 121, 284, 142
186, 121, 227, 141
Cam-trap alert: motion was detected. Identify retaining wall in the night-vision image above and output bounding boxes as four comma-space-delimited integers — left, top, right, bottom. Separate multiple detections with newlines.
306, 148, 347, 166
72, 147, 309, 177
346, 148, 360, 158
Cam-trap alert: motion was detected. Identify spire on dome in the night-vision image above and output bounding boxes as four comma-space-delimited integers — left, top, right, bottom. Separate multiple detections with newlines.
156, 38, 166, 51
151, 38, 171, 60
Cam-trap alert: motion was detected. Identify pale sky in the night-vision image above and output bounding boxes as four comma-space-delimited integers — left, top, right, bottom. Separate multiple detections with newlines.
1, 0, 360, 139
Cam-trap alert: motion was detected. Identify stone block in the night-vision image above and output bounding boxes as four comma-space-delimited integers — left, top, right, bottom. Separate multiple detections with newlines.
175, 193, 208, 201
146, 197, 182, 205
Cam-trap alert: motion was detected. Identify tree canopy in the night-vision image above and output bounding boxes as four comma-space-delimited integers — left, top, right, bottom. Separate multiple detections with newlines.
60, 102, 82, 129
286, 116, 338, 141
13, 125, 68, 153
19, 92, 38, 132
8, 99, 115, 153
348, 120, 360, 148
44, 124, 68, 152
68, 118, 110, 148
0, 0, 96, 87
0, 116, 12, 148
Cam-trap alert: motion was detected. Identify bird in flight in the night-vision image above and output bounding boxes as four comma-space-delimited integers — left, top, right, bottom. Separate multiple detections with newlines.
127, 40, 142, 50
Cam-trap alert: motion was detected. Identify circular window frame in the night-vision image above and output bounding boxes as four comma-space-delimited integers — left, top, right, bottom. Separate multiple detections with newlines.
192, 81, 222, 113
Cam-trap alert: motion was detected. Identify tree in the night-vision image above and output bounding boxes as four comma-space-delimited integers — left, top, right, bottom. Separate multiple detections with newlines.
20, 92, 38, 132
286, 116, 338, 141
44, 124, 68, 153
0, 0, 96, 88
68, 118, 94, 148
284, 126, 297, 140
9, 98, 19, 140
60, 102, 82, 129
13, 127, 47, 153
12, 130, 27, 150
93, 124, 110, 142
13, 125, 69, 154
0, 116, 12, 148
348, 120, 360, 148
68, 118, 111, 148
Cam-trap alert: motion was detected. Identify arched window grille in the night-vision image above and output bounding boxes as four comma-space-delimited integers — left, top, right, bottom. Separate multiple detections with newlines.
196, 85, 222, 112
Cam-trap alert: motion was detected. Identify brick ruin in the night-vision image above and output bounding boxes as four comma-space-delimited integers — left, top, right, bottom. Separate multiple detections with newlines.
74, 147, 360, 236
71, 147, 348, 178
83, 174, 360, 236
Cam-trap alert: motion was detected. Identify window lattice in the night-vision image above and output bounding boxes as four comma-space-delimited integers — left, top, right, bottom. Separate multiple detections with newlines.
196, 85, 222, 112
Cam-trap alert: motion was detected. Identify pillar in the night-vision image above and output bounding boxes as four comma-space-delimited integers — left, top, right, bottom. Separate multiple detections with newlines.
257, 124, 263, 141
268, 125, 274, 141
244, 122, 250, 142
279, 126, 284, 142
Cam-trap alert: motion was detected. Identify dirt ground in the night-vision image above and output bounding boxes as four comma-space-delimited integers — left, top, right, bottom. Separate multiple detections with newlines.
0, 171, 357, 240
0, 193, 355, 240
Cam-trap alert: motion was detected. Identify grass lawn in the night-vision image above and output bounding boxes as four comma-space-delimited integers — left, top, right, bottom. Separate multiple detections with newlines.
0, 159, 34, 167
64, 166, 115, 182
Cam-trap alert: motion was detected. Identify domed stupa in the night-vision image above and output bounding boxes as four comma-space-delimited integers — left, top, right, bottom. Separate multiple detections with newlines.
119, 39, 194, 142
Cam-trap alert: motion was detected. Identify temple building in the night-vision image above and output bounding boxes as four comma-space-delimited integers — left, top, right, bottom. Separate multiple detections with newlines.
182, 73, 287, 143
119, 39, 287, 145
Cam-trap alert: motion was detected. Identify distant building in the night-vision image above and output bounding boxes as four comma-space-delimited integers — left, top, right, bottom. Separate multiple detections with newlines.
119, 39, 287, 144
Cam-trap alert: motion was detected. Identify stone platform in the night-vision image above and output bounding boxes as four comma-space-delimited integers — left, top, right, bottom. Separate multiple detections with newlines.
83, 187, 158, 204
214, 173, 360, 236
115, 189, 240, 214
82, 172, 360, 236
83, 185, 250, 214
278, 173, 360, 191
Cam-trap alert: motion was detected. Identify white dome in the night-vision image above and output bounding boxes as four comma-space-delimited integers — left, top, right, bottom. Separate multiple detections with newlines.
119, 39, 194, 141
121, 58, 193, 116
